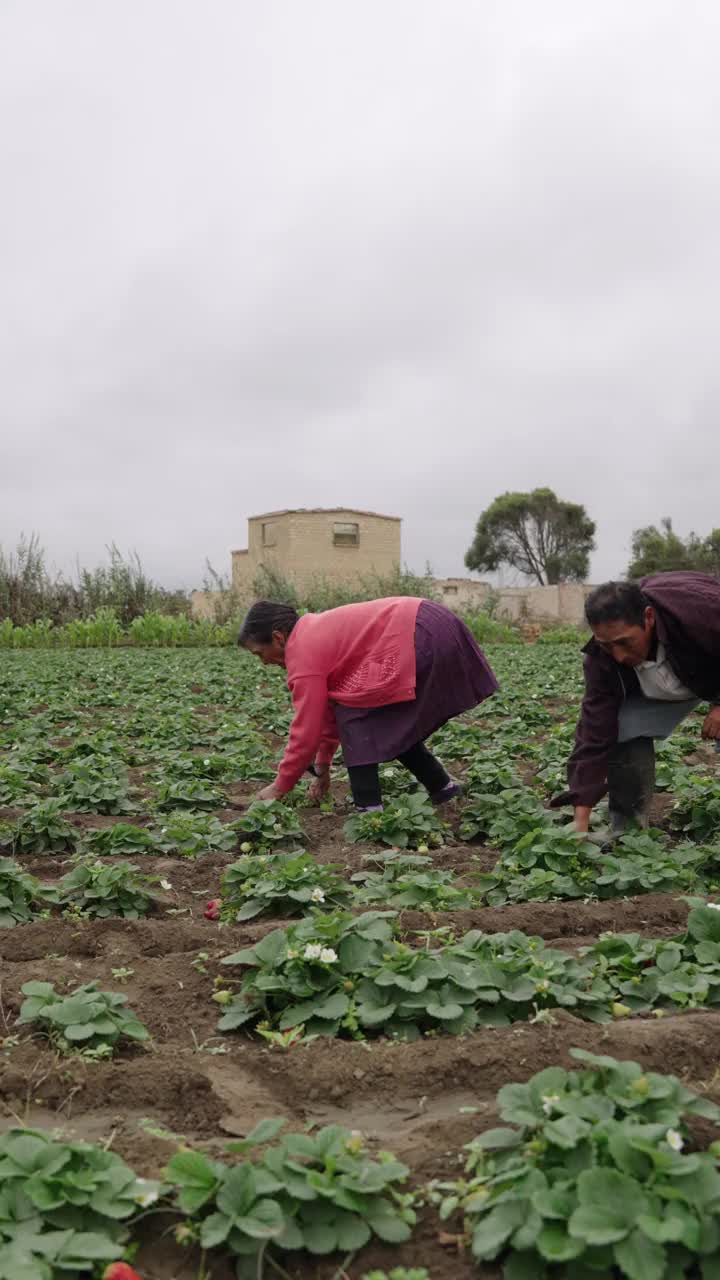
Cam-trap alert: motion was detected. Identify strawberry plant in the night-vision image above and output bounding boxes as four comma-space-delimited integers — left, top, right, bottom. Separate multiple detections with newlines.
354, 853, 476, 911
462, 755, 521, 795
0, 764, 40, 805
0, 1127, 159, 1277
220, 851, 351, 921
18, 981, 150, 1055
10, 799, 77, 854
167, 749, 274, 783
156, 777, 226, 810
53, 860, 156, 918
165, 1117, 415, 1272
587, 903, 720, 1014
0, 857, 46, 927
377, 765, 421, 797
57, 760, 135, 814
344, 794, 447, 850
671, 773, 720, 839
429, 1048, 720, 1279
217, 915, 613, 1041
154, 811, 238, 857
458, 787, 548, 845
82, 823, 160, 856
230, 800, 305, 853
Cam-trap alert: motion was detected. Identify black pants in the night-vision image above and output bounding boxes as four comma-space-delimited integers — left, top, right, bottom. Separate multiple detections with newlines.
347, 742, 449, 808
607, 737, 656, 832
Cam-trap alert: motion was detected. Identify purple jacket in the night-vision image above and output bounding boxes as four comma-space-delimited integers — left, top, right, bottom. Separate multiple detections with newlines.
556, 572, 720, 808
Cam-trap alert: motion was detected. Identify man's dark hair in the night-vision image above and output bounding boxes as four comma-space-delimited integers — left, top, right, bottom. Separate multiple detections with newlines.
585, 580, 648, 628
238, 600, 299, 647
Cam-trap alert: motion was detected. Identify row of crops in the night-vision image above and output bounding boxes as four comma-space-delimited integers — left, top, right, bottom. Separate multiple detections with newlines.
2, 1046, 720, 1279
2, 646, 720, 1277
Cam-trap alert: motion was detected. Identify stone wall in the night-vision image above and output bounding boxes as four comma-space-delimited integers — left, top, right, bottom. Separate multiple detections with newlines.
435, 578, 593, 625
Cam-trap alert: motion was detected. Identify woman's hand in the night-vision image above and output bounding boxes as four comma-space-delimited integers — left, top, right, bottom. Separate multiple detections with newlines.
255, 781, 283, 803
702, 706, 720, 740
308, 764, 331, 805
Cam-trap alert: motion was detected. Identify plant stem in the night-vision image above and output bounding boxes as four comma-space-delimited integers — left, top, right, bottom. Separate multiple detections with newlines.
265, 1254, 293, 1280
330, 1251, 356, 1280
257, 1241, 267, 1280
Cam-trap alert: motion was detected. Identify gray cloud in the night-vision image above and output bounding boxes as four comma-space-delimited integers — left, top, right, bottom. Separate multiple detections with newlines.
2, 0, 720, 589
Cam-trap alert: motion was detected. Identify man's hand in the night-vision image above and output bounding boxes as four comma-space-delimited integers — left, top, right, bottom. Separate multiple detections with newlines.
702, 707, 720, 740
573, 805, 593, 833
255, 781, 283, 802
308, 764, 331, 805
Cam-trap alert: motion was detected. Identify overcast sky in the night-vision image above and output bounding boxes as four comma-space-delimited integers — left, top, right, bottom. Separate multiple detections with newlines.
2, 1, 720, 590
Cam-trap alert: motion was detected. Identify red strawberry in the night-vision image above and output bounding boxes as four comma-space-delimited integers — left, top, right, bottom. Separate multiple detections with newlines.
204, 898, 221, 921
103, 1264, 143, 1280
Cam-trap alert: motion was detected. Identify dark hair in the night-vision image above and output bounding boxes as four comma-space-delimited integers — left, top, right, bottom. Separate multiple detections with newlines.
584, 581, 648, 628
237, 600, 299, 647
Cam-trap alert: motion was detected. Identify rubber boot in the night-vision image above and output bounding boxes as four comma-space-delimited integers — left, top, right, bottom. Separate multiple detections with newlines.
607, 736, 655, 837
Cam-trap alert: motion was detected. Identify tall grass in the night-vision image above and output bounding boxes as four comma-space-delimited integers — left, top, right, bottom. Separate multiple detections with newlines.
249, 563, 439, 612
0, 536, 189, 627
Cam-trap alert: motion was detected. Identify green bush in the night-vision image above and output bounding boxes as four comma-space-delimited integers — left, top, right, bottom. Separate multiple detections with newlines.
461, 611, 522, 645
536, 624, 589, 645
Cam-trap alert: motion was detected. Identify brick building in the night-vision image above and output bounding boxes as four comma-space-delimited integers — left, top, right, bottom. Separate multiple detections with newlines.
231, 507, 402, 596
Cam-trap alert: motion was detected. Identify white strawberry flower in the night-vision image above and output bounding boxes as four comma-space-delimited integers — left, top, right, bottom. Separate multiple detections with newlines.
541, 1093, 560, 1115
320, 947, 338, 964
160, 879, 172, 891
310, 887, 326, 903
303, 944, 323, 960
134, 1178, 159, 1206
665, 1129, 684, 1152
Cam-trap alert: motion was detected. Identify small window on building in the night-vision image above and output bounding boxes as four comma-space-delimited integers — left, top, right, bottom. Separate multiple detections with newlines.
333, 521, 360, 547
443, 584, 459, 596
262, 522, 277, 548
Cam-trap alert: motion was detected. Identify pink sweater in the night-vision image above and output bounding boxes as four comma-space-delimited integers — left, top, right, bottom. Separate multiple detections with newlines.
275, 596, 423, 794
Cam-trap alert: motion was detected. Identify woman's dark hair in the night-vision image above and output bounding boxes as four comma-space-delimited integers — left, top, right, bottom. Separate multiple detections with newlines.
585, 581, 648, 628
237, 600, 299, 647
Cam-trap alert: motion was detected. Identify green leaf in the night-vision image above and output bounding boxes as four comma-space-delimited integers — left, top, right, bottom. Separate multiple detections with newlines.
425, 1000, 464, 1020
688, 906, 720, 943
242, 1118, 285, 1148
250, 929, 288, 966
569, 1205, 634, 1246
366, 1209, 412, 1243
335, 1212, 372, 1250
200, 1211, 232, 1248
504, 1254, 546, 1280
56, 1231, 123, 1263
637, 1212, 687, 1244
532, 1186, 576, 1220
474, 1127, 523, 1151
235, 1198, 285, 1239
614, 1228, 666, 1280
302, 1220, 338, 1253
544, 1114, 592, 1149
216, 1164, 258, 1217
537, 1223, 586, 1261
576, 1167, 647, 1220
472, 1202, 527, 1260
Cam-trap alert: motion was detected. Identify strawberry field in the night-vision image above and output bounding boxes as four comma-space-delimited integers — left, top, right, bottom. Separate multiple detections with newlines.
3, 644, 720, 1280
